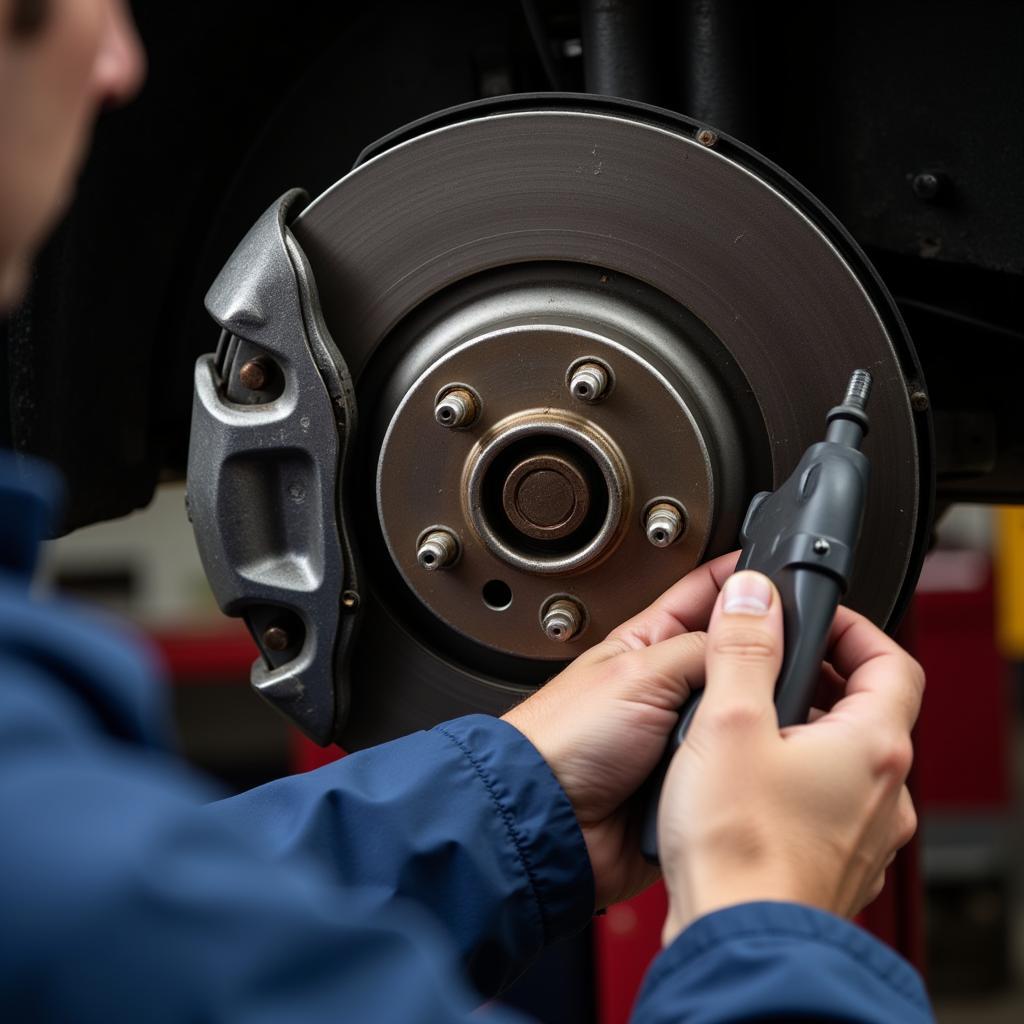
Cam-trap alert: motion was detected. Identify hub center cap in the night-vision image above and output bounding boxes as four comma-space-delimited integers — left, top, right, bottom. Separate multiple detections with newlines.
503, 454, 590, 539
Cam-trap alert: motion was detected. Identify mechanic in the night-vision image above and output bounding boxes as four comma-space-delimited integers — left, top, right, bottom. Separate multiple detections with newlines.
0, 2, 934, 1021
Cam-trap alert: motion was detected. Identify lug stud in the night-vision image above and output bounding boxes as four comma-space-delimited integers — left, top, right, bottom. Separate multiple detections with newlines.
435, 386, 479, 428
541, 598, 584, 642
645, 502, 685, 548
417, 528, 460, 571
568, 361, 610, 403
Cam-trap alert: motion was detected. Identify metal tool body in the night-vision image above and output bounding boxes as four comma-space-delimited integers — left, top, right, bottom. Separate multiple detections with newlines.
640, 371, 874, 864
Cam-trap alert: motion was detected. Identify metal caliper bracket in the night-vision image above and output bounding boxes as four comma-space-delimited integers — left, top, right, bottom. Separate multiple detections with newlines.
187, 189, 361, 745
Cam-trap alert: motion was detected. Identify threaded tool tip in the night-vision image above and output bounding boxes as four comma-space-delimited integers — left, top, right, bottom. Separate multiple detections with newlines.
844, 369, 873, 410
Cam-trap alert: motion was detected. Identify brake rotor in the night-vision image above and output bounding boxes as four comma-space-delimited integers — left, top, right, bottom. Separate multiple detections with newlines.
190, 95, 931, 750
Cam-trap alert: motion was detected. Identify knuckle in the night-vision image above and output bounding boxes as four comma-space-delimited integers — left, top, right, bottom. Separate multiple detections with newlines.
710, 626, 777, 661
898, 804, 919, 847
608, 649, 652, 688
874, 733, 914, 780
869, 872, 887, 900
599, 636, 633, 660
905, 653, 926, 694
685, 629, 709, 650
616, 648, 649, 676
703, 701, 765, 735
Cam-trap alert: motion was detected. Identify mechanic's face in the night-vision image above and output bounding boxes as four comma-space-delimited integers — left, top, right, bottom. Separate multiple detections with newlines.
0, 0, 144, 311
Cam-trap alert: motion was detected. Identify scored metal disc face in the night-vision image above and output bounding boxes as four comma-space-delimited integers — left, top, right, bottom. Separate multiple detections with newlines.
289, 105, 923, 746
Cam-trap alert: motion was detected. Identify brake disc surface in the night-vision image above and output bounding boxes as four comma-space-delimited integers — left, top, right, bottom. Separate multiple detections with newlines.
192, 97, 931, 749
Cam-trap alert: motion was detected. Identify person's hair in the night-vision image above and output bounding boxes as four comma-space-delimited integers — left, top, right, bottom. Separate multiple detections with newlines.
8, 0, 48, 37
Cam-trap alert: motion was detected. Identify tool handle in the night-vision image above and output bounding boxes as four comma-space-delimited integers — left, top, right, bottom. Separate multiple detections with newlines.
638, 370, 871, 866
639, 566, 841, 863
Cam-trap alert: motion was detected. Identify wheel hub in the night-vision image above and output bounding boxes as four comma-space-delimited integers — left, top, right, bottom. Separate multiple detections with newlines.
189, 96, 931, 749
374, 270, 740, 659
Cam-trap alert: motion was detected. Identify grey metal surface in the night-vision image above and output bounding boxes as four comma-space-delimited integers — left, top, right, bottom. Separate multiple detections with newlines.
293, 108, 919, 630
187, 190, 360, 744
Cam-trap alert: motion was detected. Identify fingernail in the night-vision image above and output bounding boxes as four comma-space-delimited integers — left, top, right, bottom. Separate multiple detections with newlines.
722, 572, 772, 615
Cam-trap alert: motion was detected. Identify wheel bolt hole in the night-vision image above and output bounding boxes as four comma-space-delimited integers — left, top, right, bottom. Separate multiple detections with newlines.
482, 579, 513, 610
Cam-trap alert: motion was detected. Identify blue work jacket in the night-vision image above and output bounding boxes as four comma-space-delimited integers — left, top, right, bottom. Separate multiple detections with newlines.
0, 451, 934, 1021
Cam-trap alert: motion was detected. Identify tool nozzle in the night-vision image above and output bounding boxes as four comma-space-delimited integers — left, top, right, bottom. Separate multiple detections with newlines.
826, 369, 872, 448
843, 369, 872, 411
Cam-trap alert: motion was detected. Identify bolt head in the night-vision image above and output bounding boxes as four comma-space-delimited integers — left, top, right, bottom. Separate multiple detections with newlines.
813, 538, 831, 555
263, 625, 290, 652
239, 359, 269, 391
696, 128, 718, 147
910, 390, 930, 412
911, 171, 943, 201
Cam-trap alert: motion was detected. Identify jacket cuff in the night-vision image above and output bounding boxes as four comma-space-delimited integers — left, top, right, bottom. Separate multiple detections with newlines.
433, 715, 594, 946
636, 901, 933, 1024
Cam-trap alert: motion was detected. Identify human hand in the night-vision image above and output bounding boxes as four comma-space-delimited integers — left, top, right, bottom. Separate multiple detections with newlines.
658, 571, 924, 945
501, 551, 740, 911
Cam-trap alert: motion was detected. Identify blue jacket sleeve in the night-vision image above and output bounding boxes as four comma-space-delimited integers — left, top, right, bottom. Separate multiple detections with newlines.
0, 544, 592, 1023
204, 714, 595, 995
1, 704, 529, 1022
0, 639, 549, 1024
632, 901, 935, 1023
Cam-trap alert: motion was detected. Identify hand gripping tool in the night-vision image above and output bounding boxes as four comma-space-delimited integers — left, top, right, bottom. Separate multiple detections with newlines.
640, 369, 874, 864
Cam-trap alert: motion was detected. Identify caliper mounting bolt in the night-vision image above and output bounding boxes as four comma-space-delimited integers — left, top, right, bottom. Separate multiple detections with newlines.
239, 358, 271, 392
568, 361, 610, 403
262, 625, 291, 652
434, 386, 479, 429
541, 598, 584, 643
645, 502, 685, 547
417, 528, 460, 571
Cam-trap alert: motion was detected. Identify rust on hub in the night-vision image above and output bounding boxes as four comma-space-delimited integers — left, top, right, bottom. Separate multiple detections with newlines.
502, 454, 590, 540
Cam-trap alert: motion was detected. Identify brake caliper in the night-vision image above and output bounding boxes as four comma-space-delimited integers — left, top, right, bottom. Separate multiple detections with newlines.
187, 189, 361, 745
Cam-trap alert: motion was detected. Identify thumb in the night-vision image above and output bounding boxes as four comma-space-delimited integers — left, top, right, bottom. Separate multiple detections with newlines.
695, 571, 784, 736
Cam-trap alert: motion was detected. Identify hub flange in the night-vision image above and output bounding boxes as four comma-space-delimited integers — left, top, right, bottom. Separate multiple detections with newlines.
375, 286, 734, 659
